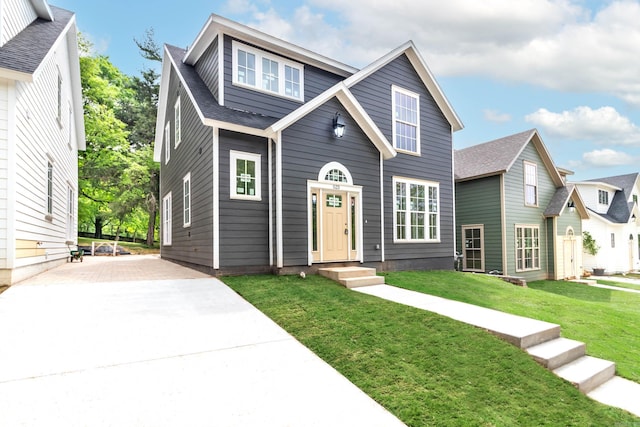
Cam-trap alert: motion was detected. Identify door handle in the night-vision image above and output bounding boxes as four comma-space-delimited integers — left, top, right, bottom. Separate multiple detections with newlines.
344, 228, 349, 235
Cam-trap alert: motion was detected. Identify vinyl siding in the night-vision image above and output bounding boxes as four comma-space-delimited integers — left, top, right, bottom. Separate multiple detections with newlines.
194, 36, 219, 103
503, 142, 556, 281
12, 40, 79, 267
455, 175, 503, 272
280, 97, 381, 267
159, 68, 215, 267
222, 35, 343, 118
0, 0, 37, 47
351, 53, 454, 268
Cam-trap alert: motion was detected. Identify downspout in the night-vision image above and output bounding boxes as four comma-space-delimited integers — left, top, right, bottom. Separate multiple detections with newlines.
276, 131, 283, 269
212, 127, 220, 269
380, 153, 385, 263
268, 138, 273, 267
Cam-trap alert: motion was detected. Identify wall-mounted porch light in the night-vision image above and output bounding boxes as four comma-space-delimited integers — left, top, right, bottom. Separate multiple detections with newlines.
333, 112, 345, 138
567, 200, 576, 213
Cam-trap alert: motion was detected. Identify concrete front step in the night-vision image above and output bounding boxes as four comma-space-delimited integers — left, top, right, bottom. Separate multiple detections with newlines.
526, 337, 586, 370
318, 267, 384, 288
553, 355, 616, 393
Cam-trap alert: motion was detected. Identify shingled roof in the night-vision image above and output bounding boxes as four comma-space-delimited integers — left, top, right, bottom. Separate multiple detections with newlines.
584, 173, 639, 223
0, 6, 74, 80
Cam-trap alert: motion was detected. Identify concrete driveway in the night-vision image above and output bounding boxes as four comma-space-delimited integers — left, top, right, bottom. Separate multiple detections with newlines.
0, 255, 404, 426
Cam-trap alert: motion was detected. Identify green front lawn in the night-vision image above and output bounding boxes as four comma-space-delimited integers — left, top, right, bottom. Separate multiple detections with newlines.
383, 271, 640, 384
224, 273, 638, 426
597, 279, 640, 292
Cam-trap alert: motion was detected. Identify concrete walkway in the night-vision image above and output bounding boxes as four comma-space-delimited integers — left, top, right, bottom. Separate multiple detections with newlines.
354, 284, 640, 418
586, 276, 640, 294
0, 255, 405, 427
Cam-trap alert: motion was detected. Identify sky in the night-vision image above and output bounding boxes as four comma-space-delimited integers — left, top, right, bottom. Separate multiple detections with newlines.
52, 0, 640, 182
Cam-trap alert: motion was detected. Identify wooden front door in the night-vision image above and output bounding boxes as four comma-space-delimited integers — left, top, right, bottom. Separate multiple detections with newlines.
322, 191, 349, 261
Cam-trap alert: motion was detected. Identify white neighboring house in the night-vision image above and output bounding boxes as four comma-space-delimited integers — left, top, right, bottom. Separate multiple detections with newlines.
573, 173, 640, 274
0, 0, 85, 285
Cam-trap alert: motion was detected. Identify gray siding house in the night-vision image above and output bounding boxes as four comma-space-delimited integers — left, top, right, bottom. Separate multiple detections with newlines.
153, 14, 463, 275
455, 130, 588, 282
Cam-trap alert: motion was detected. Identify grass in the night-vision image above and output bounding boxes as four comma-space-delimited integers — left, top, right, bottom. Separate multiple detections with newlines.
223, 274, 638, 426
382, 271, 640, 384
598, 279, 640, 292
77, 237, 159, 255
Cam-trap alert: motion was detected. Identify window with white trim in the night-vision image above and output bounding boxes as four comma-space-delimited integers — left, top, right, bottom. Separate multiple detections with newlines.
174, 97, 181, 147
57, 70, 63, 124
163, 192, 172, 246
524, 162, 538, 206
392, 86, 420, 154
164, 122, 170, 164
598, 189, 609, 205
230, 150, 261, 201
516, 225, 540, 271
67, 186, 75, 240
183, 173, 191, 227
393, 177, 439, 242
47, 161, 53, 215
232, 41, 304, 101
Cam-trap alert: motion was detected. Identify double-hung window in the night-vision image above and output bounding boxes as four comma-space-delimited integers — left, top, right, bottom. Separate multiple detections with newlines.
516, 225, 540, 271
57, 70, 63, 125
47, 161, 54, 216
230, 151, 261, 201
598, 189, 609, 205
174, 97, 181, 148
524, 162, 538, 206
392, 86, 420, 154
183, 173, 191, 227
162, 193, 172, 246
233, 41, 304, 101
393, 177, 439, 242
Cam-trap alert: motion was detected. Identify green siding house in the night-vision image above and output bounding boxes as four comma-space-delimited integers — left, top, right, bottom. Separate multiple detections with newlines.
455, 129, 589, 282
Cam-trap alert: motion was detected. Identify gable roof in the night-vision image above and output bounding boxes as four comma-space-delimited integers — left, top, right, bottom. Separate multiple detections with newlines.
0, 6, 74, 81
577, 172, 640, 224
455, 129, 564, 187
544, 184, 589, 219
586, 172, 639, 199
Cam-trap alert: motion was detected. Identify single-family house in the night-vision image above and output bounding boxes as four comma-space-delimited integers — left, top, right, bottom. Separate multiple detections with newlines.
573, 173, 640, 274
455, 129, 588, 282
153, 14, 463, 275
0, 0, 85, 285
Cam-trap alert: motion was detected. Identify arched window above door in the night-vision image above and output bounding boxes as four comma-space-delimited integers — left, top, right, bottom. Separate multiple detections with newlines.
318, 162, 353, 185
566, 226, 574, 237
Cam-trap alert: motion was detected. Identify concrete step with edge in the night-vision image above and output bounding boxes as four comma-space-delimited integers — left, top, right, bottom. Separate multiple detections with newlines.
318, 267, 377, 282
340, 276, 385, 288
553, 355, 616, 393
526, 337, 586, 370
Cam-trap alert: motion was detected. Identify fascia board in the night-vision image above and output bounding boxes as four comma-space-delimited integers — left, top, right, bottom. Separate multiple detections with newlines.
572, 181, 622, 192
66, 19, 85, 150
153, 47, 174, 162
30, 0, 53, 20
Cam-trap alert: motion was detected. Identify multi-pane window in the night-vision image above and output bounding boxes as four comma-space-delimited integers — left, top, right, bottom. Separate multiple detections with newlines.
237, 49, 256, 86
164, 122, 170, 164
183, 173, 191, 227
67, 187, 75, 240
233, 41, 303, 101
611, 233, 616, 248
174, 97, 181, 147
57, 71, 63, 124
163, 193, 172, 246
394, 178, 439, 242
516, 225, 540, 271
325, 169, 347, 183
524, 162, 538, 206
47, 162, 53, 215
633, 194, 638, 204
598, 189, 609, 205
392, 86, 420, 154
230, 151, 261, 201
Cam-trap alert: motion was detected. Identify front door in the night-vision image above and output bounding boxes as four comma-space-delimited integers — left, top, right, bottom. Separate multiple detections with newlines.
322, 191, 349, 261
563, 238, 576, 279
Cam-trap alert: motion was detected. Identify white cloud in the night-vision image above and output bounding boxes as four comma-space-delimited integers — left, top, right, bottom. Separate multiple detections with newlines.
228, 1, 640, 106
582, 148, 637, 167
525, 106, 640, 145
483, 109, 511, 123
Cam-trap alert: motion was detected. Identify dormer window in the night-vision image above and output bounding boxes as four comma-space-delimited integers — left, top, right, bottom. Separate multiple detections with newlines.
232, 41, 304, 101
598, 189, 609, 205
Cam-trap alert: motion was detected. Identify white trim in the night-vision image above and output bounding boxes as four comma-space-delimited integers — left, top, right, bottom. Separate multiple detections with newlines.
501, 174, 508, 275
183, 172, 191, 227
268, 139, 273, 267
380, 153, 385, 262
392, 176, 440, 243
6, 81, 16, 267
461, 225, 485, 272
317, 161, 353, 185
524, 160, 538, 207
217, 33, 225, 105
276, 132, 283, 268
162, 192, 172, 246
391, 85, 420, 155
515, 224, 541, 272
212, 128, 220, 269
229, 150, 262, 201
232, 40, 304, 102
174, 96, 181, 148
164, 122, 170, 164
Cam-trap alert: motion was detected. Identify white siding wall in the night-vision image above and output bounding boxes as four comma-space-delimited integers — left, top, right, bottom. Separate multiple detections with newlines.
575, 184, 614, 215
0, 79, 9, 268
13, 31, 78, 268
582, 221, 640, 273
0, 0, 37, 47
